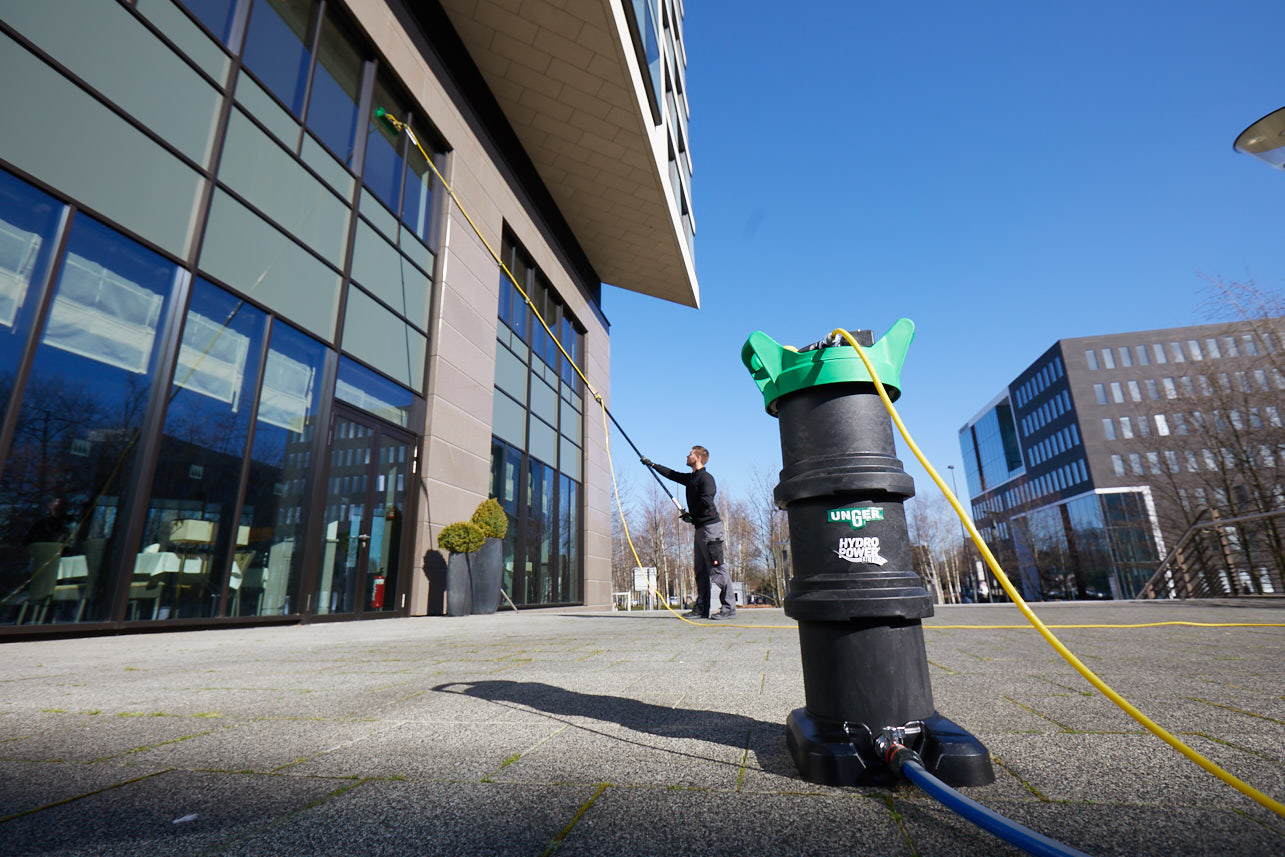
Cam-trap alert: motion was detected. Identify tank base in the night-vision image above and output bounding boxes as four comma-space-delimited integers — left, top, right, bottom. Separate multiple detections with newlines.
785, 709, 995, 787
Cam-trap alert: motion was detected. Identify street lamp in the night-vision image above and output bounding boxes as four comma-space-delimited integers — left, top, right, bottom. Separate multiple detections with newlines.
1234, 105, 1285, 169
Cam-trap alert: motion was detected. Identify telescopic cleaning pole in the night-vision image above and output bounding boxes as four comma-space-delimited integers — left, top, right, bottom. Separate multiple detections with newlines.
371, 107, 681, 513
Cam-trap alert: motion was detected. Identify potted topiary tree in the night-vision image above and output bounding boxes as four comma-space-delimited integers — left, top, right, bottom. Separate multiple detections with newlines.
468, 498, 508, 614
437, 520, 485, 616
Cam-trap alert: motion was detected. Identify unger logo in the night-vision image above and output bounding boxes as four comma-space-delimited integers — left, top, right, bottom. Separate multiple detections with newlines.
827, 506, 885, 530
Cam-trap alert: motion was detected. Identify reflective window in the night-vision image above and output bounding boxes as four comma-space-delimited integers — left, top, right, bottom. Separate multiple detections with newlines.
1205, 337, 1221, 359
1110, 382, 1124, 403
1127, 380, 1141, 402
1168, 342, 1186, 362
336, 356, 414, 427
242, 0, 315, 116
1100, 348, 1115, 369
1117, 347, 1132, 368
1119, 417, 1133, 439
362, 73, 444, 244
1085, 349, 1098, 371
1135, 345, 1150, 366
179, 0, 240, 45
137, 280, 267, 620
306, 5, 365, 164
0, 214, 179, 626
1094, 383, 1107, 404
1102, 419, 1116, 441
1222, 336, 1239, 358
1, 33, 204, 259
1186, 340, 1203, 361
1152, 343, 1167, 364
363, 72, 409, 213
1242, 334, 1259, 356
491, 233, 585, 606
0, 170, 65, 425
239, 320, 327, 616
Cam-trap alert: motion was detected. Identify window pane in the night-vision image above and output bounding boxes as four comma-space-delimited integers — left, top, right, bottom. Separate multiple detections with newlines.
401, 123, 438, 243
336, 355, 414, 427
198, 189, 341, 340
0, 169, 65, 425
218, 110, 351, 267
5, 0, 224, 166
0, 216, 178, 626
138, 280, 266, 620
362, 73, 408, 212
1117, 347, 1132, 367
306, 6, 364, 164
240, 320, 326, 615
241, 0, 315, 116
177, 0, 239, 45
341, 286, 426, 390
0, 32, 204, 259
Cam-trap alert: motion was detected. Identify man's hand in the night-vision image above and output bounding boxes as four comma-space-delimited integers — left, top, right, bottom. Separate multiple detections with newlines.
640, 456, 653, 467
679, 511, 693, 524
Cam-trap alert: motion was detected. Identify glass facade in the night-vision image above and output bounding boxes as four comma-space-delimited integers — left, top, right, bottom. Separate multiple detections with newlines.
0, 0, 449, 628
962, 399, 1023, 497
490, 234, 584, 606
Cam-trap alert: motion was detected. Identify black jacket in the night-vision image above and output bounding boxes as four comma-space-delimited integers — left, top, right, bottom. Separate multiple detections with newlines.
652, 465, 720, 526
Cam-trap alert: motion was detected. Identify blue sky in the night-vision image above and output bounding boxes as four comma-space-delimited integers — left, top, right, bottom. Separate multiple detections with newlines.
602, 0, 1285, 508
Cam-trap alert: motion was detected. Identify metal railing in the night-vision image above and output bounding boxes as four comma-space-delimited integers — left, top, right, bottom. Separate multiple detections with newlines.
1138, 507, 1285, 598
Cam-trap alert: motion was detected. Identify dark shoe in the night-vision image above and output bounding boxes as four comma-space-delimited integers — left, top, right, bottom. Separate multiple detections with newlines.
708, 610, 736, 620
682, 610, 709, 619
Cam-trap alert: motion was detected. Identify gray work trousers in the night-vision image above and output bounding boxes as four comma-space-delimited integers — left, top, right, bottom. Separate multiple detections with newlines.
694, 521, 734, 615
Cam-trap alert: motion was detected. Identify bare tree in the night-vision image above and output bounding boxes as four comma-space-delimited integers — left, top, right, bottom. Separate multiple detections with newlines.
907, 493, 967, 604
1135, 276, 1285, 591
748, 465, 789, 604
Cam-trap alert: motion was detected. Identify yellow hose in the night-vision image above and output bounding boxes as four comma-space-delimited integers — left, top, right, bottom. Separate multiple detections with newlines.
388, 108, 1282, 815
834, 327, 1285, 819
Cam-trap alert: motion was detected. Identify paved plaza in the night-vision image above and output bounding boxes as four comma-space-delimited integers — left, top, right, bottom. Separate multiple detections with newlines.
1, 598, 1283, 856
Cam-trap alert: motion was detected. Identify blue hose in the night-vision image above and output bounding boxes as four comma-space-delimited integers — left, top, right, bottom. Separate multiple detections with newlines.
900, 757, 1093, 857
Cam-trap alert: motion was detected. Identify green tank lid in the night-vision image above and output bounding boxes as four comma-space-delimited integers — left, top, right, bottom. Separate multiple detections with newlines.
740, 319, 915, 415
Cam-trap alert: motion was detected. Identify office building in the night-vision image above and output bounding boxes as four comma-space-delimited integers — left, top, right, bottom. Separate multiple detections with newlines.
959, 318, 1285, 600
0, 0, 697, 632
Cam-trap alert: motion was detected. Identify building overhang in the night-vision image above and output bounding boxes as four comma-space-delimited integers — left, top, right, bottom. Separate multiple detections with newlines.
435, 0, 699, 308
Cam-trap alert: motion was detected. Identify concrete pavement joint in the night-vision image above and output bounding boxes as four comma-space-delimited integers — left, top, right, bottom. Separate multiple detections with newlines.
1001, 695, 1073, 731
537, 781, 608, 857
989, 752, 1051, 801
1187, 697, 1285, 725
0, 768, 171, 823
1192, 731, 1281, 762
883, 792, 920, 857
88, 729, 228, 763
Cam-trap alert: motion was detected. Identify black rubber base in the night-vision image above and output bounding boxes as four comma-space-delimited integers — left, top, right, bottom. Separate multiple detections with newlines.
785, 708, 995, 787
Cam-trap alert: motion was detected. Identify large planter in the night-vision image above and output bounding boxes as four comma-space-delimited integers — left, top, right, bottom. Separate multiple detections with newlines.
445, 538, 503, 616
445, 552, 473, 616
470, 538, 503, 615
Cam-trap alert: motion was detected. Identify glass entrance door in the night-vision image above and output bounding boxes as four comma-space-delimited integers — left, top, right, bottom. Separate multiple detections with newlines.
313, 408, 410, 616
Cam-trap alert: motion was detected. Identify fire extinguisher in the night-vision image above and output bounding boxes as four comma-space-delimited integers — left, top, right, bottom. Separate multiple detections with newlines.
370, 573, 385, 609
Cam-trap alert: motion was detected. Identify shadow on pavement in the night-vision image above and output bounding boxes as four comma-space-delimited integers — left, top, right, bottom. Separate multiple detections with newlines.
433, 680, 799, 777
